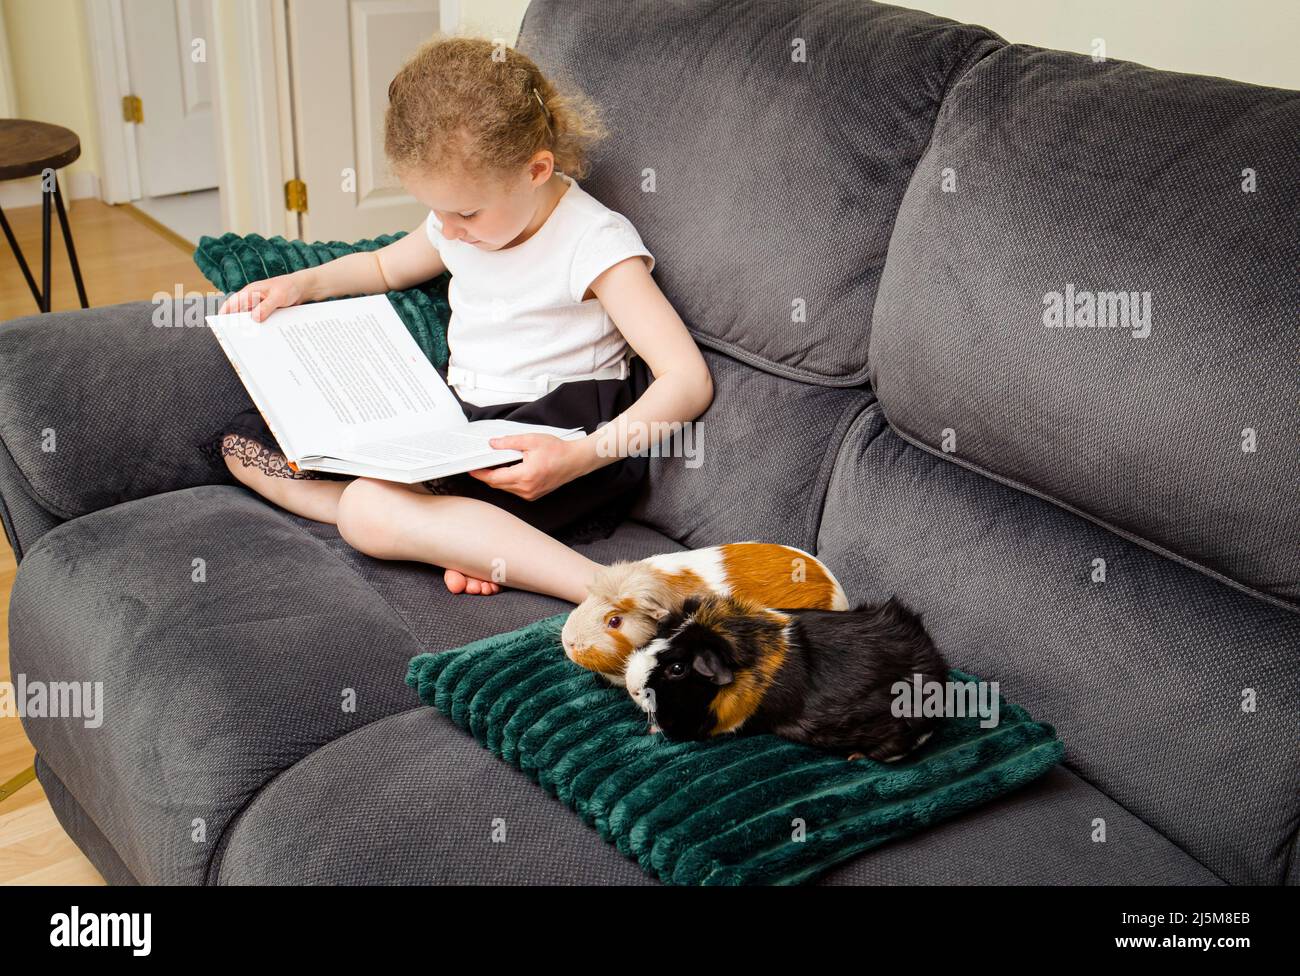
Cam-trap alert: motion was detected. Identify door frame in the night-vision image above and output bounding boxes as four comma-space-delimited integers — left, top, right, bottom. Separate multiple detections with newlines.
82, 0, 292, 236
82, 0, 141, 204
207, 0, 297, 237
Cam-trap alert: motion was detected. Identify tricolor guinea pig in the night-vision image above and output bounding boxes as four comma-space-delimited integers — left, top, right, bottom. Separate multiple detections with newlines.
624, 593, 948, 762
560, 542, 849, 685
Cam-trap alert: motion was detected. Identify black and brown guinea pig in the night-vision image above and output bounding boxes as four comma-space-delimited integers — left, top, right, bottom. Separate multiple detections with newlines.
624, 593, 949, 762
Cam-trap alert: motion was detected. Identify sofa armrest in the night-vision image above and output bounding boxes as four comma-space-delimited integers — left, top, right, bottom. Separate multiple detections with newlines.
0, 298, 247, 555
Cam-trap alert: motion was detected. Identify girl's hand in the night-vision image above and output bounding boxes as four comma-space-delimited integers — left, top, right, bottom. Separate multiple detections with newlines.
466, 435, 587, 500
218, 273, 308, 321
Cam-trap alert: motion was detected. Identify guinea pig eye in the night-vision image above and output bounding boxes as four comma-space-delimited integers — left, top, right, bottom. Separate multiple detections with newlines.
667, 662, 688, 679
607, 615, 622, 629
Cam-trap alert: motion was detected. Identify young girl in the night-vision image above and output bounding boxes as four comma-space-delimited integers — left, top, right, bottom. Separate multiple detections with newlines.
202, 36, 712, 605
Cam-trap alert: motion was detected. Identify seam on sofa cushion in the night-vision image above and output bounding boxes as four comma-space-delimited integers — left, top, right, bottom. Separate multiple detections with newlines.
0, 445, 23, 561
0, 426, 76, 553
880, 409, 1299, 617
686, 327, 876, 388
207, 704, 433, 885
937, 29, 1006, 105
864, 31, 1005, 354
866, 30, 1005, 341
1057, 757, 1228, 885
35, 753, 144, 885
807, 397, 882, 553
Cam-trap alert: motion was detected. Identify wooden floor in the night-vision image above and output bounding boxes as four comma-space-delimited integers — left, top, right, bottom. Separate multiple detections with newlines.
0, 198, 213, 884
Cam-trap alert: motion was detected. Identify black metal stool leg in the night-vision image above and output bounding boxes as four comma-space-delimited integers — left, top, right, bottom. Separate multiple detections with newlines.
52, 176, 88, 308
0, 204, 42, 309
40, 177, 52, 313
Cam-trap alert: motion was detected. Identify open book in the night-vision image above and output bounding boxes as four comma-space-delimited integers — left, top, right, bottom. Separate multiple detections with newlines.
206, 294, 585, 483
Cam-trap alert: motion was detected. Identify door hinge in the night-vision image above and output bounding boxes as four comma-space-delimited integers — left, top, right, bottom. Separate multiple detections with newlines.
284, 178, 308, 213
122, 94, 144, 124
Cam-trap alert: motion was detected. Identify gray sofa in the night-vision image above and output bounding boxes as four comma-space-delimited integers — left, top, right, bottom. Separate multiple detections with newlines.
2, 0, 1295, 885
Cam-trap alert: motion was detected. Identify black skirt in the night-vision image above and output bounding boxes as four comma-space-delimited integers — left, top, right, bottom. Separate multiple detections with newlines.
198, 355, 655, 545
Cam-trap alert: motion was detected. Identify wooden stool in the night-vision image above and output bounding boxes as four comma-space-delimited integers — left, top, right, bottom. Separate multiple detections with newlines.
0, 119, 90, 312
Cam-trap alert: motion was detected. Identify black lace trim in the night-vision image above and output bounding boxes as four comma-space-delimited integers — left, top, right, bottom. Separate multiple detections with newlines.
420, 476, 461, 494
215, 433, 344, 481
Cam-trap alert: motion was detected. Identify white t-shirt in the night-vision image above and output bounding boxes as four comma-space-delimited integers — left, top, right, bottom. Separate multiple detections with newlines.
424, 172, 655, 407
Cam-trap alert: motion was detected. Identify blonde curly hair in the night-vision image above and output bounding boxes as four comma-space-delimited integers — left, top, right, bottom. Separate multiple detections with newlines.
384, 35, 608, 184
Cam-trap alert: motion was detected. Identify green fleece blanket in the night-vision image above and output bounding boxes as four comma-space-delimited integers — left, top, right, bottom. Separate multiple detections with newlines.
193, 231, 450, 368
406, 612, 1065, 885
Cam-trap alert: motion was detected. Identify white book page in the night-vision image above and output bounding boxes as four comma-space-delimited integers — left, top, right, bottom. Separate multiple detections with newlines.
206, 295, 465, 458
326, 420, 585, 471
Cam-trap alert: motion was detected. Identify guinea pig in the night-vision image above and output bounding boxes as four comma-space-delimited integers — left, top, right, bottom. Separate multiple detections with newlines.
561, 541, 849, 685
623, 593, 948, 762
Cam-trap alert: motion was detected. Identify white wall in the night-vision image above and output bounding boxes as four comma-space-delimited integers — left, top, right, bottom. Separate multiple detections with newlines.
466, 0, 1300, 90
903, 0, 1299, 90
459, 0, 530, 42
0, 0, 102, 205
0, 5, 16, 116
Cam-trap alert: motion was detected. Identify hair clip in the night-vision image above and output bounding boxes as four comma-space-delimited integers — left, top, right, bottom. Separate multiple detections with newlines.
532, 85, 553, 128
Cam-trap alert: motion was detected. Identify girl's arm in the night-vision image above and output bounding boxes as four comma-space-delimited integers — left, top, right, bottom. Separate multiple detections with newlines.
576, 256, 714, 476
217, 220, 447, 321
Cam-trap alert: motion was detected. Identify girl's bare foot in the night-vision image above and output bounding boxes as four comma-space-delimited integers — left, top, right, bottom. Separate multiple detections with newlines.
443, 567, 501, 595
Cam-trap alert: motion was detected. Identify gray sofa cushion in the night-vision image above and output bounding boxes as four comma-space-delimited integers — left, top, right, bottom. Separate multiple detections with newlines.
626, 347, 875, 551
869, 43, 1300, 609
817, 408, 1300, 885
10, 483, 684, 884
213, 707, 1219, 885
519, 0, 1002, 385
0, 300, 249, 544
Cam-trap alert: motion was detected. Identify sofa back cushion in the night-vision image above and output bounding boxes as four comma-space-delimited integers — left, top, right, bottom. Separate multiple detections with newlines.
869, 43, 1300, 610
519, 0, 1002, 386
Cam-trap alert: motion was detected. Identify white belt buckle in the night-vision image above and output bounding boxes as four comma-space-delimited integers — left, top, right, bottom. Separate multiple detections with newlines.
449, 365, 476, 391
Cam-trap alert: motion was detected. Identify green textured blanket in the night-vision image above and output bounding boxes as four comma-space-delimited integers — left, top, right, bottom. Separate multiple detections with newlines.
193, 231, 451, 368
406, 612, 1065, 885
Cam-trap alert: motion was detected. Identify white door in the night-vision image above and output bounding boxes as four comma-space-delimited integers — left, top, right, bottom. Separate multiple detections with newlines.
121, 0, 219, 197
288, 0, 458, 241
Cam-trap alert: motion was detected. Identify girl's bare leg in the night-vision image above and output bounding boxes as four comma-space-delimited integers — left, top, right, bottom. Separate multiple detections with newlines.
335, 477, 603, 604
221, 435, 349, 524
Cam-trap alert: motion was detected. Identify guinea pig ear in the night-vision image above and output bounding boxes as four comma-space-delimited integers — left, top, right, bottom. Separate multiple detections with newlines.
640, 593, 674, 621
692, 648, 734, 686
